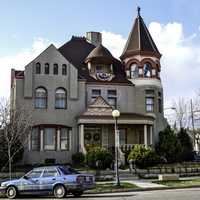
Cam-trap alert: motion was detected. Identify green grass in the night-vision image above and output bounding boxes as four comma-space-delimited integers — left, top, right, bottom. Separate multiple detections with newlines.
154, 179, 200, 187
89, 182, 139, 193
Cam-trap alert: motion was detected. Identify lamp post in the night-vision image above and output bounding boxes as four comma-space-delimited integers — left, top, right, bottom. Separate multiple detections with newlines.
112, 109, 120, 187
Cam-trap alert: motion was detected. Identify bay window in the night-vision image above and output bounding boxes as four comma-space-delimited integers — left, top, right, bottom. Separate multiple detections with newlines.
44, 128, 56, 150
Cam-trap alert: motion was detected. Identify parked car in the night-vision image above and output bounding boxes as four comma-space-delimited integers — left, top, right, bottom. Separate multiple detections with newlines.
0, 165, 95, 199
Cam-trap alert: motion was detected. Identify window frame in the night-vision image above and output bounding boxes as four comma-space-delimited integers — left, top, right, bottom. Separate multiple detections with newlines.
107, 90, 117, 108
55, 88, 67, 109
43, 127, 56, 151
146, 97, 154, 112
143, 62, 152, 78
62, 64, 67, 75
36, 62, 41, 74
31, 127, 40, 151
35, 87, 47, 109
44, 63, 50, 75
60, 128, 70, 151
53, 63, 59, 75
91, 89, 101, 102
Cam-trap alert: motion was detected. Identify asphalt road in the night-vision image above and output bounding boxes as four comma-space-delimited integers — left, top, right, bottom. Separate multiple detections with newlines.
1, 188, 200, 199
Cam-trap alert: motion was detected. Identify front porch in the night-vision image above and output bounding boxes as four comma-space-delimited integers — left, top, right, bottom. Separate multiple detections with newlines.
78, 123, 154, 154
78, 96, 155, 156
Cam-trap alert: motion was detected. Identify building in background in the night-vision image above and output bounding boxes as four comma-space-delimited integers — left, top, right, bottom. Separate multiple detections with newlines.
10, 9, 167, 164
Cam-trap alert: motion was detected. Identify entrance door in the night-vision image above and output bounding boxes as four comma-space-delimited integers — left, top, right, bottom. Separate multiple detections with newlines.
84, 127, 102, 148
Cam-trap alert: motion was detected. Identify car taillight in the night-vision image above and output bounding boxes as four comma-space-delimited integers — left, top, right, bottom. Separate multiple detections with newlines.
76, 176, 85, 184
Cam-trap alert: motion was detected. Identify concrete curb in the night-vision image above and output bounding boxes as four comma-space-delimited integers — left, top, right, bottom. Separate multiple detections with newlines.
85, 185, 200, 194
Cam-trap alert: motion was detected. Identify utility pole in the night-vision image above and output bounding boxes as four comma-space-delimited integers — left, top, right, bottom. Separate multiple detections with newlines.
190, 99, 195, 147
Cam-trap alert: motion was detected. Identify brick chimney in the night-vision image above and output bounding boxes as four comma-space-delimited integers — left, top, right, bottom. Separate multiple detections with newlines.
86, 32, 102, 46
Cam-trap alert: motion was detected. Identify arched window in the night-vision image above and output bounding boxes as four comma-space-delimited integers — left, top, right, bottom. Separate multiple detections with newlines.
53, 64, 58, 75
55, 88, 67, 109
45, 63, 49, 74
62, 64, 67, 75
36, 62, 41, 74
143, 62, 152, 77
130, 63, 139, 78
35, 87, 47, 109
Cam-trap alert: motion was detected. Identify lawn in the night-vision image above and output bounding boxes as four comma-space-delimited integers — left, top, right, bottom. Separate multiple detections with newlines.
154, 179, 200, 187
89, 182, 139, 193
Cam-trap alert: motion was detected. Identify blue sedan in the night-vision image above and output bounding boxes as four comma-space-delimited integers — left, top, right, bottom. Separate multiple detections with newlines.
0, 166, 95, 199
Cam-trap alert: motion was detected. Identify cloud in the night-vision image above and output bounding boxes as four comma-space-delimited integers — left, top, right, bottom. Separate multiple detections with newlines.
0, 38, 51, 98
148, 22, 200, 106
101, 30, 126, 58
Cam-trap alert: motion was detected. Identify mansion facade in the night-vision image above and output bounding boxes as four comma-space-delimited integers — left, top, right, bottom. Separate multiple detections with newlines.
11, 10, 167, 164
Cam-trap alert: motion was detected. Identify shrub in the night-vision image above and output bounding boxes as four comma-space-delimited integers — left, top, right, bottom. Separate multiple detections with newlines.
85, 147, 113, 169
177, 128, 194, 161
72, 152, 85, 166
155, 126, 182, 163
128, 144, 160, 169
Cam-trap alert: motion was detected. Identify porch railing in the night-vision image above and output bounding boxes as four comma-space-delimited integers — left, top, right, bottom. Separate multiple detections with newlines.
102, 144, 135, 153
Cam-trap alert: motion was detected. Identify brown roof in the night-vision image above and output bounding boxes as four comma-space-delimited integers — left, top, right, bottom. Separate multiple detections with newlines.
85, 44, 114, 64
59, 36, 132, 84
120, 9, 161, 59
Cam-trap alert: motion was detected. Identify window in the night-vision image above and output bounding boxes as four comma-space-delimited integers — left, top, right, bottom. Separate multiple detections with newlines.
36, 62, 41, 74
26, 169, 43, 179
107, 90, 117, 108
91, 89, 101, 102
119, 129, 126, 145
55, 88, 67, 109
43, 168, 58, 177
143, 62, 152, 77
60, 128, 70, 150
53, 64, 58, 75
62, 64, 67, 75
44, 128, 56, 150
145, 90, 154, 95
31, 127, 39, 151
35, 87, 47, 109
45, 63, 49, 74
146, 97, 154, 112
96, 66, 103, 73
130, 63, 139, 78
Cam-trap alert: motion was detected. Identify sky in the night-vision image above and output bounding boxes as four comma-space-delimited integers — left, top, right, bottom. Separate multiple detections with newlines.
1, 0, 200, 111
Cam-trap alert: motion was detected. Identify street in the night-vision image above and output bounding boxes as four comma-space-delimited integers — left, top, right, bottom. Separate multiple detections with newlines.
1, 188, 200, 200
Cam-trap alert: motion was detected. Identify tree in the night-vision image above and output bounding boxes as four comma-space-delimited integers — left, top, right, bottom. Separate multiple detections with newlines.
0, 99, 33, 179
155, 126, 182, 163
177, 128, 193, 161
173, 97, 190, 129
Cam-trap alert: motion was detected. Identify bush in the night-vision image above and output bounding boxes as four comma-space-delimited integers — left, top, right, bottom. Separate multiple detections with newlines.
72, 152, 85, 166
155, 126, 182, 163
177, 128, 194, 161
128, 144, 160, 169
85, 147, 113, 169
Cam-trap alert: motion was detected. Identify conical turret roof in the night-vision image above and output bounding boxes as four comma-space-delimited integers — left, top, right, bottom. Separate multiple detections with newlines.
120, 7, 161, 59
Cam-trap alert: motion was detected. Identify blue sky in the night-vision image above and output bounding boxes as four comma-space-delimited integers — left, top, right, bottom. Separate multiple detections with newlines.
1, 0, 200, 112
0, 0, 200, 55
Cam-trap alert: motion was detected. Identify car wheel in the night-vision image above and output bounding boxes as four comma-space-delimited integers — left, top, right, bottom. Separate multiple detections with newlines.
53, 185, 66, 198
6, 186, 17, 199
72, 190, 83, 197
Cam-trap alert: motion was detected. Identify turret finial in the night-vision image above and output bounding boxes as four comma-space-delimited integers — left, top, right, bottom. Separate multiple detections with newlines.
137, 6, 141, 16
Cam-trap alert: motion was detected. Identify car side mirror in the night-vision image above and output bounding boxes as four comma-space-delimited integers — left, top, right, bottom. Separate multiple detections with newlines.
23, 175, 29, 180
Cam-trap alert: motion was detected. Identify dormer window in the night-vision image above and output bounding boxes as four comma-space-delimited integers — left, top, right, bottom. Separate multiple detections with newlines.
143, 62, 152, 77
96, 66, 103, 73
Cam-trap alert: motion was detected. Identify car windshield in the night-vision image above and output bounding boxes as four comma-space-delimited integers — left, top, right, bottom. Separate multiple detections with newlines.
58, 166, 79, 175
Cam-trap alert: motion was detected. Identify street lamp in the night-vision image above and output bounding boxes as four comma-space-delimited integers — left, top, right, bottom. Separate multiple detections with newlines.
112, 109, 120, 187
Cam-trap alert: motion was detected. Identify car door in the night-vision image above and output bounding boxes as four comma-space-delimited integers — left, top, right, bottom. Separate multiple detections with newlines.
39, 167, 59, 191
20, 169, 43, 192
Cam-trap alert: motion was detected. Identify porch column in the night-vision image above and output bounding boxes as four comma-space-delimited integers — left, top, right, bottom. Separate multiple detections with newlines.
57, 129, 61, 151
144, 124, 148, 148
79, 124, 86, 154
40, 129, 44, 151
150, 125, 153, 145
